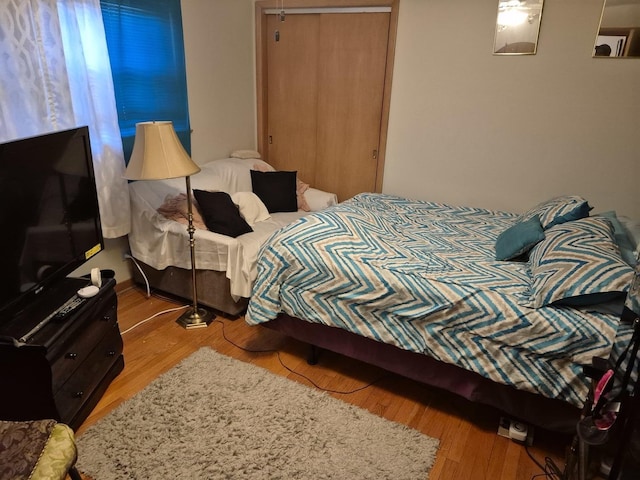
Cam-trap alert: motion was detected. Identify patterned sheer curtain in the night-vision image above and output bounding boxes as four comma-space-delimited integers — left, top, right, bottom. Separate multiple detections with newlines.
0, 0, 130, 238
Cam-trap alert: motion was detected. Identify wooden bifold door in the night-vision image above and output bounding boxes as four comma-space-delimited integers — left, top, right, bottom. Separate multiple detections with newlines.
256, 2, 398, 202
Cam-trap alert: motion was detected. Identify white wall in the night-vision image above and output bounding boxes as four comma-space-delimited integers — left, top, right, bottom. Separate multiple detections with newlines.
179, 1, 639, 219
181, 0, 257, 164
71, 237, 131, 284
383, 0, 640, 218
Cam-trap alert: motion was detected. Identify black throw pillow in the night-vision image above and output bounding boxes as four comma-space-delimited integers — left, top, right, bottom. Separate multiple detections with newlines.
192, 190, 253, 238
250, 170, 298, 213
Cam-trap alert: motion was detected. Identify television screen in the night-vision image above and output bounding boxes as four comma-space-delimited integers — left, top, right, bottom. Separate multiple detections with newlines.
0, 126, 104, 321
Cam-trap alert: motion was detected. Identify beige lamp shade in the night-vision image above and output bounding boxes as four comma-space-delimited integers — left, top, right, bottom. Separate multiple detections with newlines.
124, 121, 200, 180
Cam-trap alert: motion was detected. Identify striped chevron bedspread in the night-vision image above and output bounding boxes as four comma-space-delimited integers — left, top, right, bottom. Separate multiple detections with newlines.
246, 193, 622, 407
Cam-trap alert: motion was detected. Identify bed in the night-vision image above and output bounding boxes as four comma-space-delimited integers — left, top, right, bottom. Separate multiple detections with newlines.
245, 193, 640, 433
127, 156, 338, 315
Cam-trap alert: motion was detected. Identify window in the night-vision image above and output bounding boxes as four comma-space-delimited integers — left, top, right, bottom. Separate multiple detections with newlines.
100, 0, 191, 160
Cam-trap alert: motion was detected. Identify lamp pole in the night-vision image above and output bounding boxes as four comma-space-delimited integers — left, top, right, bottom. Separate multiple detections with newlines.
176, 175, 213, 329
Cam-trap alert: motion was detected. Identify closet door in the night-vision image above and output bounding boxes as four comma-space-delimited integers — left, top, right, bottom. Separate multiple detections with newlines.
264, 10, 391, 202
266, 14, 319, 183
315, 12, 389, 201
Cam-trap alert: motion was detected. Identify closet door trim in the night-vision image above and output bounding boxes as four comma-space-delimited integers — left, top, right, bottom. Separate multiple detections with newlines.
255, 0, 399, 194
264, 7, 392, 14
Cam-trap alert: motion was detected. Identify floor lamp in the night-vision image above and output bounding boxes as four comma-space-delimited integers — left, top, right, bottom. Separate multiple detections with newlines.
124, 121, 214, 329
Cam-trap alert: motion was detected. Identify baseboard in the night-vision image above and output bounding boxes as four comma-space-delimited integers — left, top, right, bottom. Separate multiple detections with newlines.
115, 278, 135, 294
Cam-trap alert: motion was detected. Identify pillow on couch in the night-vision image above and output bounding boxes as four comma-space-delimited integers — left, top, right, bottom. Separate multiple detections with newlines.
518, 195, 591, 229
201, 158, 275, 194
296, 178, 311, 212
230, 191, 270, 226
526, 216, 634, 308
250, 170, 298, 213
231, 149, 261, 159
495, 215, 545, 261
192, 190, 253, 238
252, 162, 310, 211
304, 187, 339, 211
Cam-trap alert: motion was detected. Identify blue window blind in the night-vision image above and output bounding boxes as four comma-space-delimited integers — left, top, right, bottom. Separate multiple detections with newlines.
100, 0, 191, 161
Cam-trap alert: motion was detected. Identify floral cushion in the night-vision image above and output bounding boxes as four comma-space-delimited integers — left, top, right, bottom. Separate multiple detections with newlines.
0, 420, 77, 480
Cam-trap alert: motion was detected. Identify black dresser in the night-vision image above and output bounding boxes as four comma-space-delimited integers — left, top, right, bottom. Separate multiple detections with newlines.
0, 276, 124, 430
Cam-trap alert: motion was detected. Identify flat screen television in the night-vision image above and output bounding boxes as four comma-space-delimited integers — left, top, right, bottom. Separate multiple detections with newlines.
0, 126, 104, 322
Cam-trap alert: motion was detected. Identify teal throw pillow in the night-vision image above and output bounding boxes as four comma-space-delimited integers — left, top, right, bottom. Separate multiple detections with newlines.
495, 215, 545, 261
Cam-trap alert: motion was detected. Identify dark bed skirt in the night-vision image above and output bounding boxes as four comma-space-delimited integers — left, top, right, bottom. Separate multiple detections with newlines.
264, 314, 582, 434
130, 258, 248, 317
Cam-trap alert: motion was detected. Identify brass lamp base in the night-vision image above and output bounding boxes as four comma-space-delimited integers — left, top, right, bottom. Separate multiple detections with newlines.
176, 307, 214, 330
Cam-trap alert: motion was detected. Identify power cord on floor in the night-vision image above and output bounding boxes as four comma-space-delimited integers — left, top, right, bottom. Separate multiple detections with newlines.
121, 285, 385, 396
120, 304, 189, 335
526, 443, 563, 480
214, 318, 387, 395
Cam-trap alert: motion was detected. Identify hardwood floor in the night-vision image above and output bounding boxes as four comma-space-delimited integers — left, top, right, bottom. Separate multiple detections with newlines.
77, 283, 573, 479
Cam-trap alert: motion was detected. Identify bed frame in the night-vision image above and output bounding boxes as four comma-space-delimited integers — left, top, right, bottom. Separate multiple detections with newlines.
263, 314, 582, 434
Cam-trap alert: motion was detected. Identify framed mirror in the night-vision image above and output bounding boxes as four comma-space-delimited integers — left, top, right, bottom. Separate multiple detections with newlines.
493, 0, 545, 55
594, 0, 640, 57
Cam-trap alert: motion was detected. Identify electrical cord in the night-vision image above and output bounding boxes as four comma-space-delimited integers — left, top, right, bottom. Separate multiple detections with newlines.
526, 443, 563, 480
123, 254, 151, 298
122, 287, 385, 395
120, 304, 189, 335
213, 318, 387, 395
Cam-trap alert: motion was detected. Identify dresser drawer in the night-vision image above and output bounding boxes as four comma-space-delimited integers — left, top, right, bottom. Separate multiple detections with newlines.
53, 324, 123, 424
49, 303, 117, 393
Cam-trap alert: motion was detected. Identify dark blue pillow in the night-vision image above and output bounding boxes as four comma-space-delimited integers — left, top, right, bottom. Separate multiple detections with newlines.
495, 215, 545, 261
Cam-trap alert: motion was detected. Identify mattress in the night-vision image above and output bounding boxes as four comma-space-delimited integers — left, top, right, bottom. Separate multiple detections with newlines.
246, 193, 627, 408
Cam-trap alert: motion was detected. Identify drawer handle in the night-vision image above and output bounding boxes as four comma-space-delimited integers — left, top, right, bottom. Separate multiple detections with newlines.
65, 352, 78, 359
102, 314, 111, 321
108, 350, 116, 357
74, 391, 84, 398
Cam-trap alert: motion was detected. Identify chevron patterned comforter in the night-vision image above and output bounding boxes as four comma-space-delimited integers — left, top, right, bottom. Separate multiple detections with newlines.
246, 193, 623, 407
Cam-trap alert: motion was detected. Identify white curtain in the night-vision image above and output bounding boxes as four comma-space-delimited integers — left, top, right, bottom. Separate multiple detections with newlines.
0, 0, 130, 238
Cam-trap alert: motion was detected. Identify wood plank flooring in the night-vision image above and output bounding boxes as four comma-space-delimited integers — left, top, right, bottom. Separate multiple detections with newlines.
76, 283, 573, 479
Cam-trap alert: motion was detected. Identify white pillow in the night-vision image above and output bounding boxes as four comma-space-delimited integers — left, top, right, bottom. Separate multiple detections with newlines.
304, 188, 339, 211
230, 149, 261, 159
231, 191, 271, 226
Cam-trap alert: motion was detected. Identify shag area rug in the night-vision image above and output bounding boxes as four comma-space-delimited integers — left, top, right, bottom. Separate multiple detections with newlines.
76, 347, 439, 479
